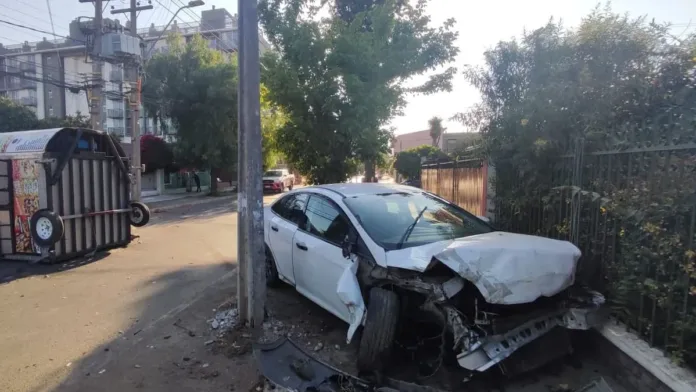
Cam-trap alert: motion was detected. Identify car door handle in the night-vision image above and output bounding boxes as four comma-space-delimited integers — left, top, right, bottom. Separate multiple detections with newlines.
295, 242, 308, 251
271, 224, 278, 232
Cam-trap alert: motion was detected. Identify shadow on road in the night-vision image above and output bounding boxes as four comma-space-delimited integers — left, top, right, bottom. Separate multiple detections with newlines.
24, 263, 243, 392
0, 253, 111, 285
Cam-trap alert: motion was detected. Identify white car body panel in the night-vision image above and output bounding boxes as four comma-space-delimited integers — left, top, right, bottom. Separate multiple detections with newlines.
385, 232, 581, 305
264, 183, 584, 344
267, 212, 297, 285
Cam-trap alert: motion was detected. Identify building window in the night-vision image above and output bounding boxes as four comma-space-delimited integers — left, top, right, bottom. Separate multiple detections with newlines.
48, 106, 54, 116
48, 89, 52, 99
47, 72, 53, 80
47, 56, 51, 62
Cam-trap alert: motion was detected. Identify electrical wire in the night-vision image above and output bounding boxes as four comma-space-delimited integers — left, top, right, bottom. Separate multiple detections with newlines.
0, 18, 85, 43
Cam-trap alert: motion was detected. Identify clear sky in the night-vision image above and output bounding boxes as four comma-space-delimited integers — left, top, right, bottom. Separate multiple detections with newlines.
0, 0, 693, 135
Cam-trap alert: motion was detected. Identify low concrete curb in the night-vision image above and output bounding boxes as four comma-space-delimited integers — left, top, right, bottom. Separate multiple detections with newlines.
595, 320, 696, 392
149, 194, 237, 213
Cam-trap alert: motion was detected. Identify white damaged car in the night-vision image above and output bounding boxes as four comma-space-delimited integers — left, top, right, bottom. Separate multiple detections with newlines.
263, 183, 606, 376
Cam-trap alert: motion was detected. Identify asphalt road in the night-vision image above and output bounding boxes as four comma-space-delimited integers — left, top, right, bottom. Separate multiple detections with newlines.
0, 193, 281, 392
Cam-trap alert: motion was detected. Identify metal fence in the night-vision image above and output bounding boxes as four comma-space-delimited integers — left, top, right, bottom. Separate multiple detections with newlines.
421, 159, 488, 216
494, 135, 696, 367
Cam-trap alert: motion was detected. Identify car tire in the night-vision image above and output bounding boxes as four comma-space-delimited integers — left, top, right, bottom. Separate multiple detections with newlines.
30, 209, 64, 247
357, 287, 400, 374
129, 201, 151, 227
265, 245, 282, 287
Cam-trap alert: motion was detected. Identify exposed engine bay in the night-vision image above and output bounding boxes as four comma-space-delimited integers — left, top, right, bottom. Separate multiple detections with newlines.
358, 259, 605, 375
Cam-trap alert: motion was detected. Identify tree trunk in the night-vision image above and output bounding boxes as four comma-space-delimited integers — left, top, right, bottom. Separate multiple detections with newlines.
364, 160, 376, 183
210, 167, 220, 195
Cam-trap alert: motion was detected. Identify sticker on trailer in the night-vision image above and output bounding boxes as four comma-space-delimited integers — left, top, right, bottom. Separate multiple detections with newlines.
12, 159, 41, 254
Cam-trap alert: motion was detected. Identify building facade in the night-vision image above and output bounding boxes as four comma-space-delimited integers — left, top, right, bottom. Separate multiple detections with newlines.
0, 5, 265, 143
392, 129, 481, 154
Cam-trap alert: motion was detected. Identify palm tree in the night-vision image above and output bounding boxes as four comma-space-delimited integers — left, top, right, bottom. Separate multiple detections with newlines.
428, 116, 445, 147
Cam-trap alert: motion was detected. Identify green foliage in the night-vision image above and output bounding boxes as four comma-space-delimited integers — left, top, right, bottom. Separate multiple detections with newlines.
144, 33, 285, 192
463, 3, 696, 367
0, 98, 90, 133
394, 144, 447, 179
258, 0, 458, 184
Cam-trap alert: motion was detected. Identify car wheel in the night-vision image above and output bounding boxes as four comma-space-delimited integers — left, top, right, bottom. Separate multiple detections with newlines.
30, 209, 65, 247
357, 287, 400, 374
129, 201, 151, 227
265, 246, 282, 287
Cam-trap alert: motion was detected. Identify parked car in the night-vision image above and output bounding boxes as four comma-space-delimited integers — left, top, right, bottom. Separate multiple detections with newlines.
263, 183, 605, 377
263, 169, 295, 193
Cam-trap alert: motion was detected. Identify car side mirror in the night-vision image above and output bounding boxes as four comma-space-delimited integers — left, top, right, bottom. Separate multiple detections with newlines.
477, 215, 490, 223
342, 229, 358, 259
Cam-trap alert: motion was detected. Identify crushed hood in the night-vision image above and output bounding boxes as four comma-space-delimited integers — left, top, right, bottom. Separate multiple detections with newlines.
384, 232, 581, 305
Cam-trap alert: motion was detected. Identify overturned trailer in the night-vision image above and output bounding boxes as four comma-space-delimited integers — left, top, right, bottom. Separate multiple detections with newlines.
0, 128, 150, 263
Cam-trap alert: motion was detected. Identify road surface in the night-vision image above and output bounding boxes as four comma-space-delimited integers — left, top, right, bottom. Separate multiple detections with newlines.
0, 194, 281, 392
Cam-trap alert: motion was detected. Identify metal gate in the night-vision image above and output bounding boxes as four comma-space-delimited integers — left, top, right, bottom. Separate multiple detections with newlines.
0, 159, 12, 256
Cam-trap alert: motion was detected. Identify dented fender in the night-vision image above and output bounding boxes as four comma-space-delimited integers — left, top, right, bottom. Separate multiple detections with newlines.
336, 257, 365, 344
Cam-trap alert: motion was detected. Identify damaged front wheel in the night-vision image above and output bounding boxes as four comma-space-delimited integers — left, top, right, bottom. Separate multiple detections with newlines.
357, 287, 400, 374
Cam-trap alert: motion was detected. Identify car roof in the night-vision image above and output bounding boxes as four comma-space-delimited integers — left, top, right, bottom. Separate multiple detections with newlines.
308, 183, 421, 197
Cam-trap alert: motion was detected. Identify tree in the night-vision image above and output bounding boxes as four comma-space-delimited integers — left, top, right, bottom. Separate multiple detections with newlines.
458, 4, 696, 366
0, 97, 91, 133
143, 35, 238, 195
37, 112, 91, 129
259, 0, 459, 184
140, 134, 173, 173
428, 116, 445, 146
394, 144, 447, 179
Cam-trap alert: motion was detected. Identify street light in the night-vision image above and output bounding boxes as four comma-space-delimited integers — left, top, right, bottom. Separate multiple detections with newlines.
144, 0, 205, 58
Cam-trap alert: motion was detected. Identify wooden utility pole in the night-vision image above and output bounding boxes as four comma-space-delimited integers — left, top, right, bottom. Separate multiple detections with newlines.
111, 0, 152, 201
237, 0, 266, 329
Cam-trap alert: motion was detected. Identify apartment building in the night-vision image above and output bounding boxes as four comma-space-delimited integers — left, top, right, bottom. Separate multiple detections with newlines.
0, 5, 264, 143
392, 129, 481, 154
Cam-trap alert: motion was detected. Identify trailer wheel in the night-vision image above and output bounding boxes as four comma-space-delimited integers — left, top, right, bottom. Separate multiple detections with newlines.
30, 210, 64, 247
129, 202, 151, 227
357, 287, 400, 374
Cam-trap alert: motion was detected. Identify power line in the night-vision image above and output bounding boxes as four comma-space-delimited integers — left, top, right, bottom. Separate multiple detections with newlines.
0, 4, 71, 34
0, 18, 85, 43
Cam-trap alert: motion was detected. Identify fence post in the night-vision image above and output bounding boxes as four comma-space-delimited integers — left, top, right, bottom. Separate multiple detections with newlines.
436, 161, 441, 195
570, 138, 585, 245
481, 159, 488, 216
453, 159, 457, 205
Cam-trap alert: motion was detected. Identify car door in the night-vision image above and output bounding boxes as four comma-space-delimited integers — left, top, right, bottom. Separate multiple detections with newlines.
292, 193, 354, 323
268, 193, 308, 285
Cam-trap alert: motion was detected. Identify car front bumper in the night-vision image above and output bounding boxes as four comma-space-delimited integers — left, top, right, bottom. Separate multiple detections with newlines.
456, 290, 607, 372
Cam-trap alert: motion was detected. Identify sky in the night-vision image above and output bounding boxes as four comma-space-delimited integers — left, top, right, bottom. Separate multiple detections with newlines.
0, 0, 694, 135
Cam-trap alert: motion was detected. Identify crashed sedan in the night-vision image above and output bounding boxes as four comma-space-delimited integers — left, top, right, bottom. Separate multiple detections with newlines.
264, 183, 605, 376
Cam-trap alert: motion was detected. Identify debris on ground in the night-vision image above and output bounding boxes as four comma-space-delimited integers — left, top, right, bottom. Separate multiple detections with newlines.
209, 308, 239, 334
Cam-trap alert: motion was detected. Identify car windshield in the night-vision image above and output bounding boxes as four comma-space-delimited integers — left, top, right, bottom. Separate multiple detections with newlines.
343, 192, 493, 250
264, 170, 283, 177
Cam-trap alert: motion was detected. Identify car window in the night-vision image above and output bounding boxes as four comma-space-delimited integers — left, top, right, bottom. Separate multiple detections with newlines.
303, 195, 351, 245
264, 170, 283, 176
343, 191, 492, 250
271, 193, 308, 226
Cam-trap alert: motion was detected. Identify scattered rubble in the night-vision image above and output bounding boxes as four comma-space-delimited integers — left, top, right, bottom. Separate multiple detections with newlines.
209, 308, 239, 334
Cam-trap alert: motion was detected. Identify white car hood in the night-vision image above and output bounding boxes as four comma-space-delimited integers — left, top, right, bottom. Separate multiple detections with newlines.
384, 232, 581, 305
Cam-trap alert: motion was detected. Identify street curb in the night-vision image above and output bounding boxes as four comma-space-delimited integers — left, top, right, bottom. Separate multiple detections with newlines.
149, 194, 237, 213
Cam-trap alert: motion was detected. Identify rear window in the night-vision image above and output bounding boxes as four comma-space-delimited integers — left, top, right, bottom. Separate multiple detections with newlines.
343, 192, 492, 250
264, 170, 283, 176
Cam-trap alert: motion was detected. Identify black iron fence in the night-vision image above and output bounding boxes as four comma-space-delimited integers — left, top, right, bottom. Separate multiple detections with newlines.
494, 135, 696, 367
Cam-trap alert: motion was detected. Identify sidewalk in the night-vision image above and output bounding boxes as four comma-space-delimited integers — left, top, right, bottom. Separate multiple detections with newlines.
142, 187, 237, 213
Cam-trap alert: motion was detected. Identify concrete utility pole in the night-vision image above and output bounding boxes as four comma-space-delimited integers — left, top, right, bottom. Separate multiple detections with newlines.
111, 0, 152, 202
237, 0, 265, 329
83, 0, 103, 130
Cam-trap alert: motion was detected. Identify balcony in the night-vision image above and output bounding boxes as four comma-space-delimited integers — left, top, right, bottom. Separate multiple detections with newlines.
20, 96, 37, 106
109, 70, 123, 82
20, 79, 36, 89
107, 108, 124, 118
20, 62, 36, 73
105, 91, 123, 100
